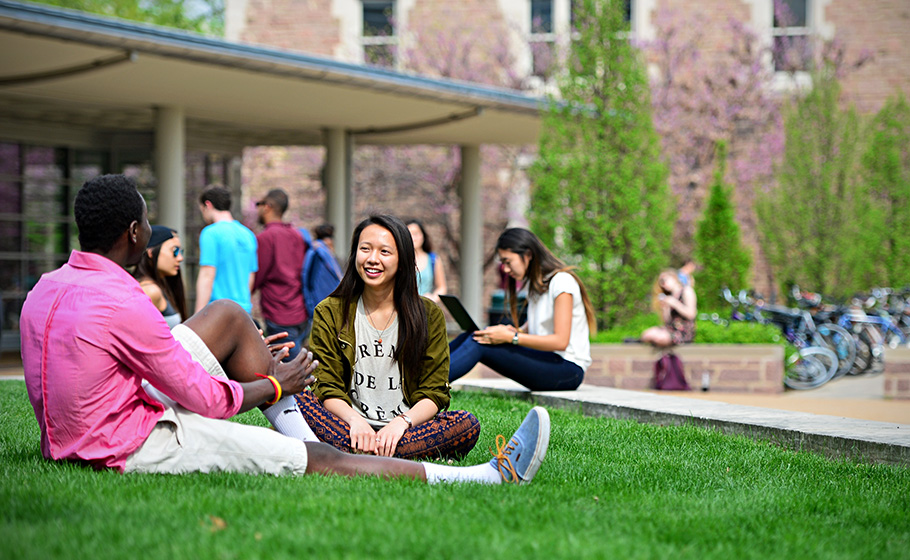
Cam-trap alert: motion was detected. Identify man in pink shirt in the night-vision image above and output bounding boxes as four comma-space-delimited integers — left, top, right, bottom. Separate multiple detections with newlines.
19, 174, 551, 484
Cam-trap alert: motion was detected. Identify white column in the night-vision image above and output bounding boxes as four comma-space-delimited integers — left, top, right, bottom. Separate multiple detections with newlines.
153, 106, 186, 233
459, 145, 483, 324
324, 128, 352, 257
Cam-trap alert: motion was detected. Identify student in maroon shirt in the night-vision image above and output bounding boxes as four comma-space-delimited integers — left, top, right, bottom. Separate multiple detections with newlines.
253, 188, 308, 358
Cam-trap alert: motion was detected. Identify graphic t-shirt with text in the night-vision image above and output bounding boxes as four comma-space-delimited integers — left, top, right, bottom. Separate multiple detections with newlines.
350, 298, 409, 428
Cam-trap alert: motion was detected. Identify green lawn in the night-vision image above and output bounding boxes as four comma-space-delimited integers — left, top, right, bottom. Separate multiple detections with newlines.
2, 381, 908, 559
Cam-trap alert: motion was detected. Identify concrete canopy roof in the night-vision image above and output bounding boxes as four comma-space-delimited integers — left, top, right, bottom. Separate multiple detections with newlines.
0, 0, 543, 148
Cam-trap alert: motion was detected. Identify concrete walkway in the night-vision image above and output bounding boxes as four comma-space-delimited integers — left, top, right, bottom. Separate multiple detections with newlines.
453, 378, 910, 467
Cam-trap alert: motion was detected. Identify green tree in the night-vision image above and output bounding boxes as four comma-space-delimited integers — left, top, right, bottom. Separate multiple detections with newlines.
28, 0, 224, 35
529, 0, 674, 327
694, 141, 751, 308
860, 92, 910, 289
756, 71, 865, 298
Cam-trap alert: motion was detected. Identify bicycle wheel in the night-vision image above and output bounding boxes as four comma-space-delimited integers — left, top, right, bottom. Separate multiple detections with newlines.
814, 322, 857, 379
785, 346, 837, 390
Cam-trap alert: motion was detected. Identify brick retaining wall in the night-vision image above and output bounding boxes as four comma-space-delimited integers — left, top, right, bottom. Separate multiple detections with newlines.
472, 344, 785, 394
884, 347, 910, 400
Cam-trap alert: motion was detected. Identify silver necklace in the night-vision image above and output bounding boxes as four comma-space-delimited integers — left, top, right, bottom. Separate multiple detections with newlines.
364, 300, 396, 344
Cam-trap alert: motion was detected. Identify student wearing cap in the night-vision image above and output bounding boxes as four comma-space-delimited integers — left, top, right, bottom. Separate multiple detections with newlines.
133, 225, 187, 329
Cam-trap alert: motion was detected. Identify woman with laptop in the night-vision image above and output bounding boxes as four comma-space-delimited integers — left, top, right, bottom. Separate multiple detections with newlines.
448, 228, 596, 391
293, 215, 480, 460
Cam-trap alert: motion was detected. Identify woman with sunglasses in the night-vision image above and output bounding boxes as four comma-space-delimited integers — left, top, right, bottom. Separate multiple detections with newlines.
133, 225, 188, 328
640, 269, 697, 347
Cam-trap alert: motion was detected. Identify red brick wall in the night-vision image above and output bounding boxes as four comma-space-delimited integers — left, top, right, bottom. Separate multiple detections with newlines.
652, 0, 752, 57
828, 0, 910, 114
884, 347, 910, 400
232, 0, 910, 304
240, 0, 341, 56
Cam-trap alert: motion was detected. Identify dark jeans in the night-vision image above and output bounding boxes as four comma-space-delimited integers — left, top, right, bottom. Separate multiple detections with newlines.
448, 332, 584, 391
265, 319, 311, 361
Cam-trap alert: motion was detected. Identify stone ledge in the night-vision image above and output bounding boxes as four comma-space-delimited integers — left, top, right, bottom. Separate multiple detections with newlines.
884, 347, 910, 400
472, 343, 785, 393
454, 378, 910, 467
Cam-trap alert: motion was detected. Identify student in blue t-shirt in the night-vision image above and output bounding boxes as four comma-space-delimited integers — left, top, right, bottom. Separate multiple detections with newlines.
195, 186, 258, 314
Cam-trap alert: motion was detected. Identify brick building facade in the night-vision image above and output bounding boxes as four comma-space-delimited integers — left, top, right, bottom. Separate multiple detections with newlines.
225, 0, 910, 302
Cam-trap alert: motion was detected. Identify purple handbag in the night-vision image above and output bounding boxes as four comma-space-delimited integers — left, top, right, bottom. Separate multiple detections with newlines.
653, 353, 690, 391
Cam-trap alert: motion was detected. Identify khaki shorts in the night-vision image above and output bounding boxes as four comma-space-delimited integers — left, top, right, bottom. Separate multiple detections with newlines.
124, 325, 308, 476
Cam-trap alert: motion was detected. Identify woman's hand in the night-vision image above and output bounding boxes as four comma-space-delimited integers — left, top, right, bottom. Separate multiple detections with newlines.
348, 415, 378, 454
374, 416, 408, 457
473, 324, 517, 345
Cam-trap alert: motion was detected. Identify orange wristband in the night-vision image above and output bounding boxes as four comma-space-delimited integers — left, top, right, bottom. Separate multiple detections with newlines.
254, 373, 282, 405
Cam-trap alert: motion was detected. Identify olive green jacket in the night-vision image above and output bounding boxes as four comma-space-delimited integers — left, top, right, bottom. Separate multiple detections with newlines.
309, 296, 451, 411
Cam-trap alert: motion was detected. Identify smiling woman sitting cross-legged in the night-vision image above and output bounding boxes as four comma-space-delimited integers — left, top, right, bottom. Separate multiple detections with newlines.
293, 215, 481, 461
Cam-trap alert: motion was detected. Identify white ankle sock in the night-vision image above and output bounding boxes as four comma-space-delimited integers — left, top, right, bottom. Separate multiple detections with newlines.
262, 395, 319, 442
422, 461, 502, 485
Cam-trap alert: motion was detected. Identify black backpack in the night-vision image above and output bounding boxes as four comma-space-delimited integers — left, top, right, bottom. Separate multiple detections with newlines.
652, 353, 690, 391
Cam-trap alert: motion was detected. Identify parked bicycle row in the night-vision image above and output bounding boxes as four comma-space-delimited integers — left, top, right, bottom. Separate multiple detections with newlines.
708, 286, 910, 390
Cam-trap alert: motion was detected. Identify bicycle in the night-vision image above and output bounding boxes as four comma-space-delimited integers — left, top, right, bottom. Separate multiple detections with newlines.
722, 288, 838, 389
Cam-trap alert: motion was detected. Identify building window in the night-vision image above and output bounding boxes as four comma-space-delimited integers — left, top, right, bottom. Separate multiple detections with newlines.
569, 0, 632, 33
362, 0, 396, 67
0, 144, 113, 351
772, 0, 812, 72
529, 0, 555, 78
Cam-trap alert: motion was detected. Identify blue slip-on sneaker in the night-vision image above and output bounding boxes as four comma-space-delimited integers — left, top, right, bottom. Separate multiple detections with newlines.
489, 406, 550, 485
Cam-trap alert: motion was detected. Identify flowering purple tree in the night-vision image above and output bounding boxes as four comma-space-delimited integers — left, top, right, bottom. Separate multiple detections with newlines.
645, 9, 783, 282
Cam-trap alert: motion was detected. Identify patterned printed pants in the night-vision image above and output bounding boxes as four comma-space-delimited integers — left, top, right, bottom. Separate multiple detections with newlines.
293, 390, 481, 460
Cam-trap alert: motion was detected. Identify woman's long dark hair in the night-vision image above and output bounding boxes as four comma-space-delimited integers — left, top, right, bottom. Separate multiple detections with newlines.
405, 219, 433, 253
133, 233, 188, 322
330, 215, 428, 378
496, 228, 596, 333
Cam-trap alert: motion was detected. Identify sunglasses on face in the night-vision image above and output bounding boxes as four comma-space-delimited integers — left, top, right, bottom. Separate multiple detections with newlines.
255, 200, 267, 207
170, 246, 182, 258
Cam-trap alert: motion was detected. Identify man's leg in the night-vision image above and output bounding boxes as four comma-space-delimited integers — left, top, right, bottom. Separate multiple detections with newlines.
183, 300, 318, 442
127, 404, 549, 485
184, 300, 274, 382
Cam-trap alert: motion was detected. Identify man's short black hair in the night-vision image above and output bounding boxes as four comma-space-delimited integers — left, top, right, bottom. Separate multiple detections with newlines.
263, 189, 289, 215
199, 185, 232, 211
74, 174, 145, 253
314, 223, 335, 240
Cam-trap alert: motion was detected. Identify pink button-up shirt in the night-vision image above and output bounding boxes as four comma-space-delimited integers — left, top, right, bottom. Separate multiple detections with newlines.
21, 251, 243, 472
